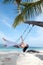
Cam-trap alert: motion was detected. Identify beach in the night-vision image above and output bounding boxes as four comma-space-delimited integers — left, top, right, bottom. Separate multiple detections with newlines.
0, 51, 43, 65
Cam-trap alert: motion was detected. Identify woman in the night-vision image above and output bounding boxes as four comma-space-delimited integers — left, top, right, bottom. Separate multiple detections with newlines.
19, 41, 29, 52
19, 36, 29, 52
2, 38, 29, 52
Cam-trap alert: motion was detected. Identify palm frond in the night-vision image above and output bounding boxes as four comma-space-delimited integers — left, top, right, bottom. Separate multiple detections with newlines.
13, 14, 24, 28
13, 0, 43, 28
25, 0, 43, 19
3, 0, 43, 28
3, 0, 14, 3
20, 0, 43, 16
15, 0, 21, 4
3, 0, 10, 3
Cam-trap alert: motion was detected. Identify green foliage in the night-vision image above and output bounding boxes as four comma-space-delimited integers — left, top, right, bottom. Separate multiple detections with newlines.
13, 14, 24, 28
13, 0, 43, 28
16, 0, 21, 4
3, 0, 10, 3
3, 0, 43, 28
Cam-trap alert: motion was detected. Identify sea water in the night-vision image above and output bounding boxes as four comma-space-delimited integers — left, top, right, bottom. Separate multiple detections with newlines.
0, 42, 43, 52
0, 46, 43, 52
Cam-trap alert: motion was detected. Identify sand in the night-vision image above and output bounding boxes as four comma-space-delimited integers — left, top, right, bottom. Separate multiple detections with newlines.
0, 51, 43, 65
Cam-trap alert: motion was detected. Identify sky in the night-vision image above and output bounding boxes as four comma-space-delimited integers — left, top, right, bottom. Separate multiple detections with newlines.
0, 1, 43, 47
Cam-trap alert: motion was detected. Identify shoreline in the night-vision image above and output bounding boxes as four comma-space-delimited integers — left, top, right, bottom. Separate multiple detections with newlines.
0, 50, 43, 65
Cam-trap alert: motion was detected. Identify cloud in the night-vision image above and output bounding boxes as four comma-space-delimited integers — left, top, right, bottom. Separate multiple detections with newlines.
29, 35, 43, 47
28, 13, 43, 47
0, 31, 10, 44
0, 31, 15, 44
0, 31, 5, 38
0, 14, 12, 28
35, 13, 43, 21
0, 31, 6, 43
2, 19, 12, 28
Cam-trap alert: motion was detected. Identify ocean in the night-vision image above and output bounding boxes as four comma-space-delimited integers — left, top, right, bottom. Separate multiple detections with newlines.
0, 47, 43, 52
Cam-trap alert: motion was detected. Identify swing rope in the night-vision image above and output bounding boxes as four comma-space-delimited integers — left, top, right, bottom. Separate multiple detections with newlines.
24, 25, 34, 40
15, 25, 29, 43
15, 25, 34, 43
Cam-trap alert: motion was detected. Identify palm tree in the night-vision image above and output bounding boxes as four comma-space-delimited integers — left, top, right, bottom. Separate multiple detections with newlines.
3, 0, 43, 28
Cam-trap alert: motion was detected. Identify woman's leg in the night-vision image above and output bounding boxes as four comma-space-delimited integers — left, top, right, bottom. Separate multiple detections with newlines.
23, 46, 28, 52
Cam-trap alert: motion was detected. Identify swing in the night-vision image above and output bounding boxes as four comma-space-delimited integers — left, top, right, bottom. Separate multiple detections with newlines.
2, 25, 34, 48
